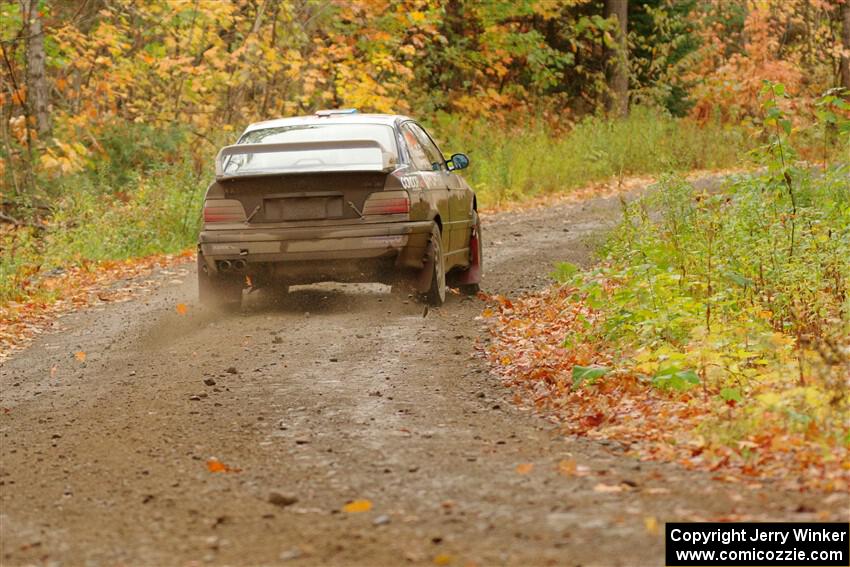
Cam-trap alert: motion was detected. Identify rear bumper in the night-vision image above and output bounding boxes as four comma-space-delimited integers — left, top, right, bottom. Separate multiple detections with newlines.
198, 220, 433, 273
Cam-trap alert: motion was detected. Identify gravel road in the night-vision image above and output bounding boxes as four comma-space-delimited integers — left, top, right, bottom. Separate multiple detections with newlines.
1, 182, 846, 567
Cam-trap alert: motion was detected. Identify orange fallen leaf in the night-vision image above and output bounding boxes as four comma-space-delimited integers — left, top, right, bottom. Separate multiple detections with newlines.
433, 553, 453, 566
74, 351, 86, 362
515, 463, 534, 475
558, 459, 577, 476
342, 499, 372, 513
175, 303, 188, 315
206, 457, 240, 473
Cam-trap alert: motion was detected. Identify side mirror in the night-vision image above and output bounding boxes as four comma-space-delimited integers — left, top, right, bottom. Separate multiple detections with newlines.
448, 153, 470, 171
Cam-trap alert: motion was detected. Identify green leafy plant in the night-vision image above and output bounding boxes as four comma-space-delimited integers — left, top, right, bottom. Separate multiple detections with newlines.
572, 365, 609, 389
557, 83, 849, 448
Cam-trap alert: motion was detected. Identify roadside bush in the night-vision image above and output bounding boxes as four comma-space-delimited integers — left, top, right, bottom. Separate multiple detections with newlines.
1, 156, 208, 303
554, 85, 850, 451
91, 122, 191, 189
568, 164, 849, 437
46, 160, 206, 262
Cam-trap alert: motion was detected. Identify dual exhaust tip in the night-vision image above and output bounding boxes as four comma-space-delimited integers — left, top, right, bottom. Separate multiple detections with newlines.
218, 259, 247, 272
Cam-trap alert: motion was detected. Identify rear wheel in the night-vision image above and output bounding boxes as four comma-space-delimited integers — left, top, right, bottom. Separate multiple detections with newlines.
198, 254, 243, 311
418, 226, 446, 306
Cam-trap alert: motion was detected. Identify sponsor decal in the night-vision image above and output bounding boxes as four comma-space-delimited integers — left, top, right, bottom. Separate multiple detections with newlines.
400, 175, 421, 189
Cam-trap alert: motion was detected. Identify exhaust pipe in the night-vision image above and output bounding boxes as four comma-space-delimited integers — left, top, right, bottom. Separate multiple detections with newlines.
219, 259, 232, 272
233, 259, 247, 271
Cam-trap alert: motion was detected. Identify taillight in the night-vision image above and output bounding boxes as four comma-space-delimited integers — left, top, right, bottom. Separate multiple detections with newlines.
362, 191, 410, 215
203, 199, 246, 223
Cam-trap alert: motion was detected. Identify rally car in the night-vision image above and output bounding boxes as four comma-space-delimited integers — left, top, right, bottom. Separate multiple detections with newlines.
197, 110, 482, 309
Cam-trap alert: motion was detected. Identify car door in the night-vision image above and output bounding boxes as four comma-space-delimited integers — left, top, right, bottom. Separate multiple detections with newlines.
405, 122, 468, 260
399, 122, 452, 255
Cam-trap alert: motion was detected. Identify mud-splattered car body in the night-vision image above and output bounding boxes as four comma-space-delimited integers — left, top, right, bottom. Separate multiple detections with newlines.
197, 110, 482, 308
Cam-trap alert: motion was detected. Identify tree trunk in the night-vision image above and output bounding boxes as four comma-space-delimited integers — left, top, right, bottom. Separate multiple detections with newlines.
21, 0, 50, 137
841, 0, 850, 90
605, 0, 629, 117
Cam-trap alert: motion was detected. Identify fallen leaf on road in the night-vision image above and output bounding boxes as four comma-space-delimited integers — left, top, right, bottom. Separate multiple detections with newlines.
175, 303, 188, 315
593, 483, 624, 493
206, 457, 240, 473
515, 463, 534, 475
343, 499, 372, 513
50, 365, 58, 379
644, 515, 660, 535
558, 459, 576, 476
433, 553, 453, 566
74, 351, 86, 362
558, 459, 592, 477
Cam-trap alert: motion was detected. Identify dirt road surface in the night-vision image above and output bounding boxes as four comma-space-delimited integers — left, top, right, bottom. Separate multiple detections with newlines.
2, 183, 847, 567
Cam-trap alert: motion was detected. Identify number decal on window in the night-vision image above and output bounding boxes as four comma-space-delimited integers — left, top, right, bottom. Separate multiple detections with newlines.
400, 176, 420, 189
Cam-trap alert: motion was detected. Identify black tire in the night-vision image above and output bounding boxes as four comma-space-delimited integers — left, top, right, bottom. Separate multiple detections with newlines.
198, 254, 243, 311
419, 226, 446, 306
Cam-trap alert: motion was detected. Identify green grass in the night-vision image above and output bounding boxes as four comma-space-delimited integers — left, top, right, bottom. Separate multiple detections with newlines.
436, 107, 749, 206
1, 171, 206, 303
45, 163, 205, 263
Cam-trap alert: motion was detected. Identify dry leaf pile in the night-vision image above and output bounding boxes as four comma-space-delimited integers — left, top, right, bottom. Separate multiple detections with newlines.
0, 250, 194, 362
480, 289, 850, 492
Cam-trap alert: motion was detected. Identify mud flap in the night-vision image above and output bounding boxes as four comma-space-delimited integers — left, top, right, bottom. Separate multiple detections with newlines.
415, 240, 436, 293
454, 225, 482, 285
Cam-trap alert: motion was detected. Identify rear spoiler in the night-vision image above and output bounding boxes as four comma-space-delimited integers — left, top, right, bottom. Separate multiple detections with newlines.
214, 139, 395, 179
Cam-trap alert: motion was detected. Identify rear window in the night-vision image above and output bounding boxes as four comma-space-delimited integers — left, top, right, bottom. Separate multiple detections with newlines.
220, 123, 398, 176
